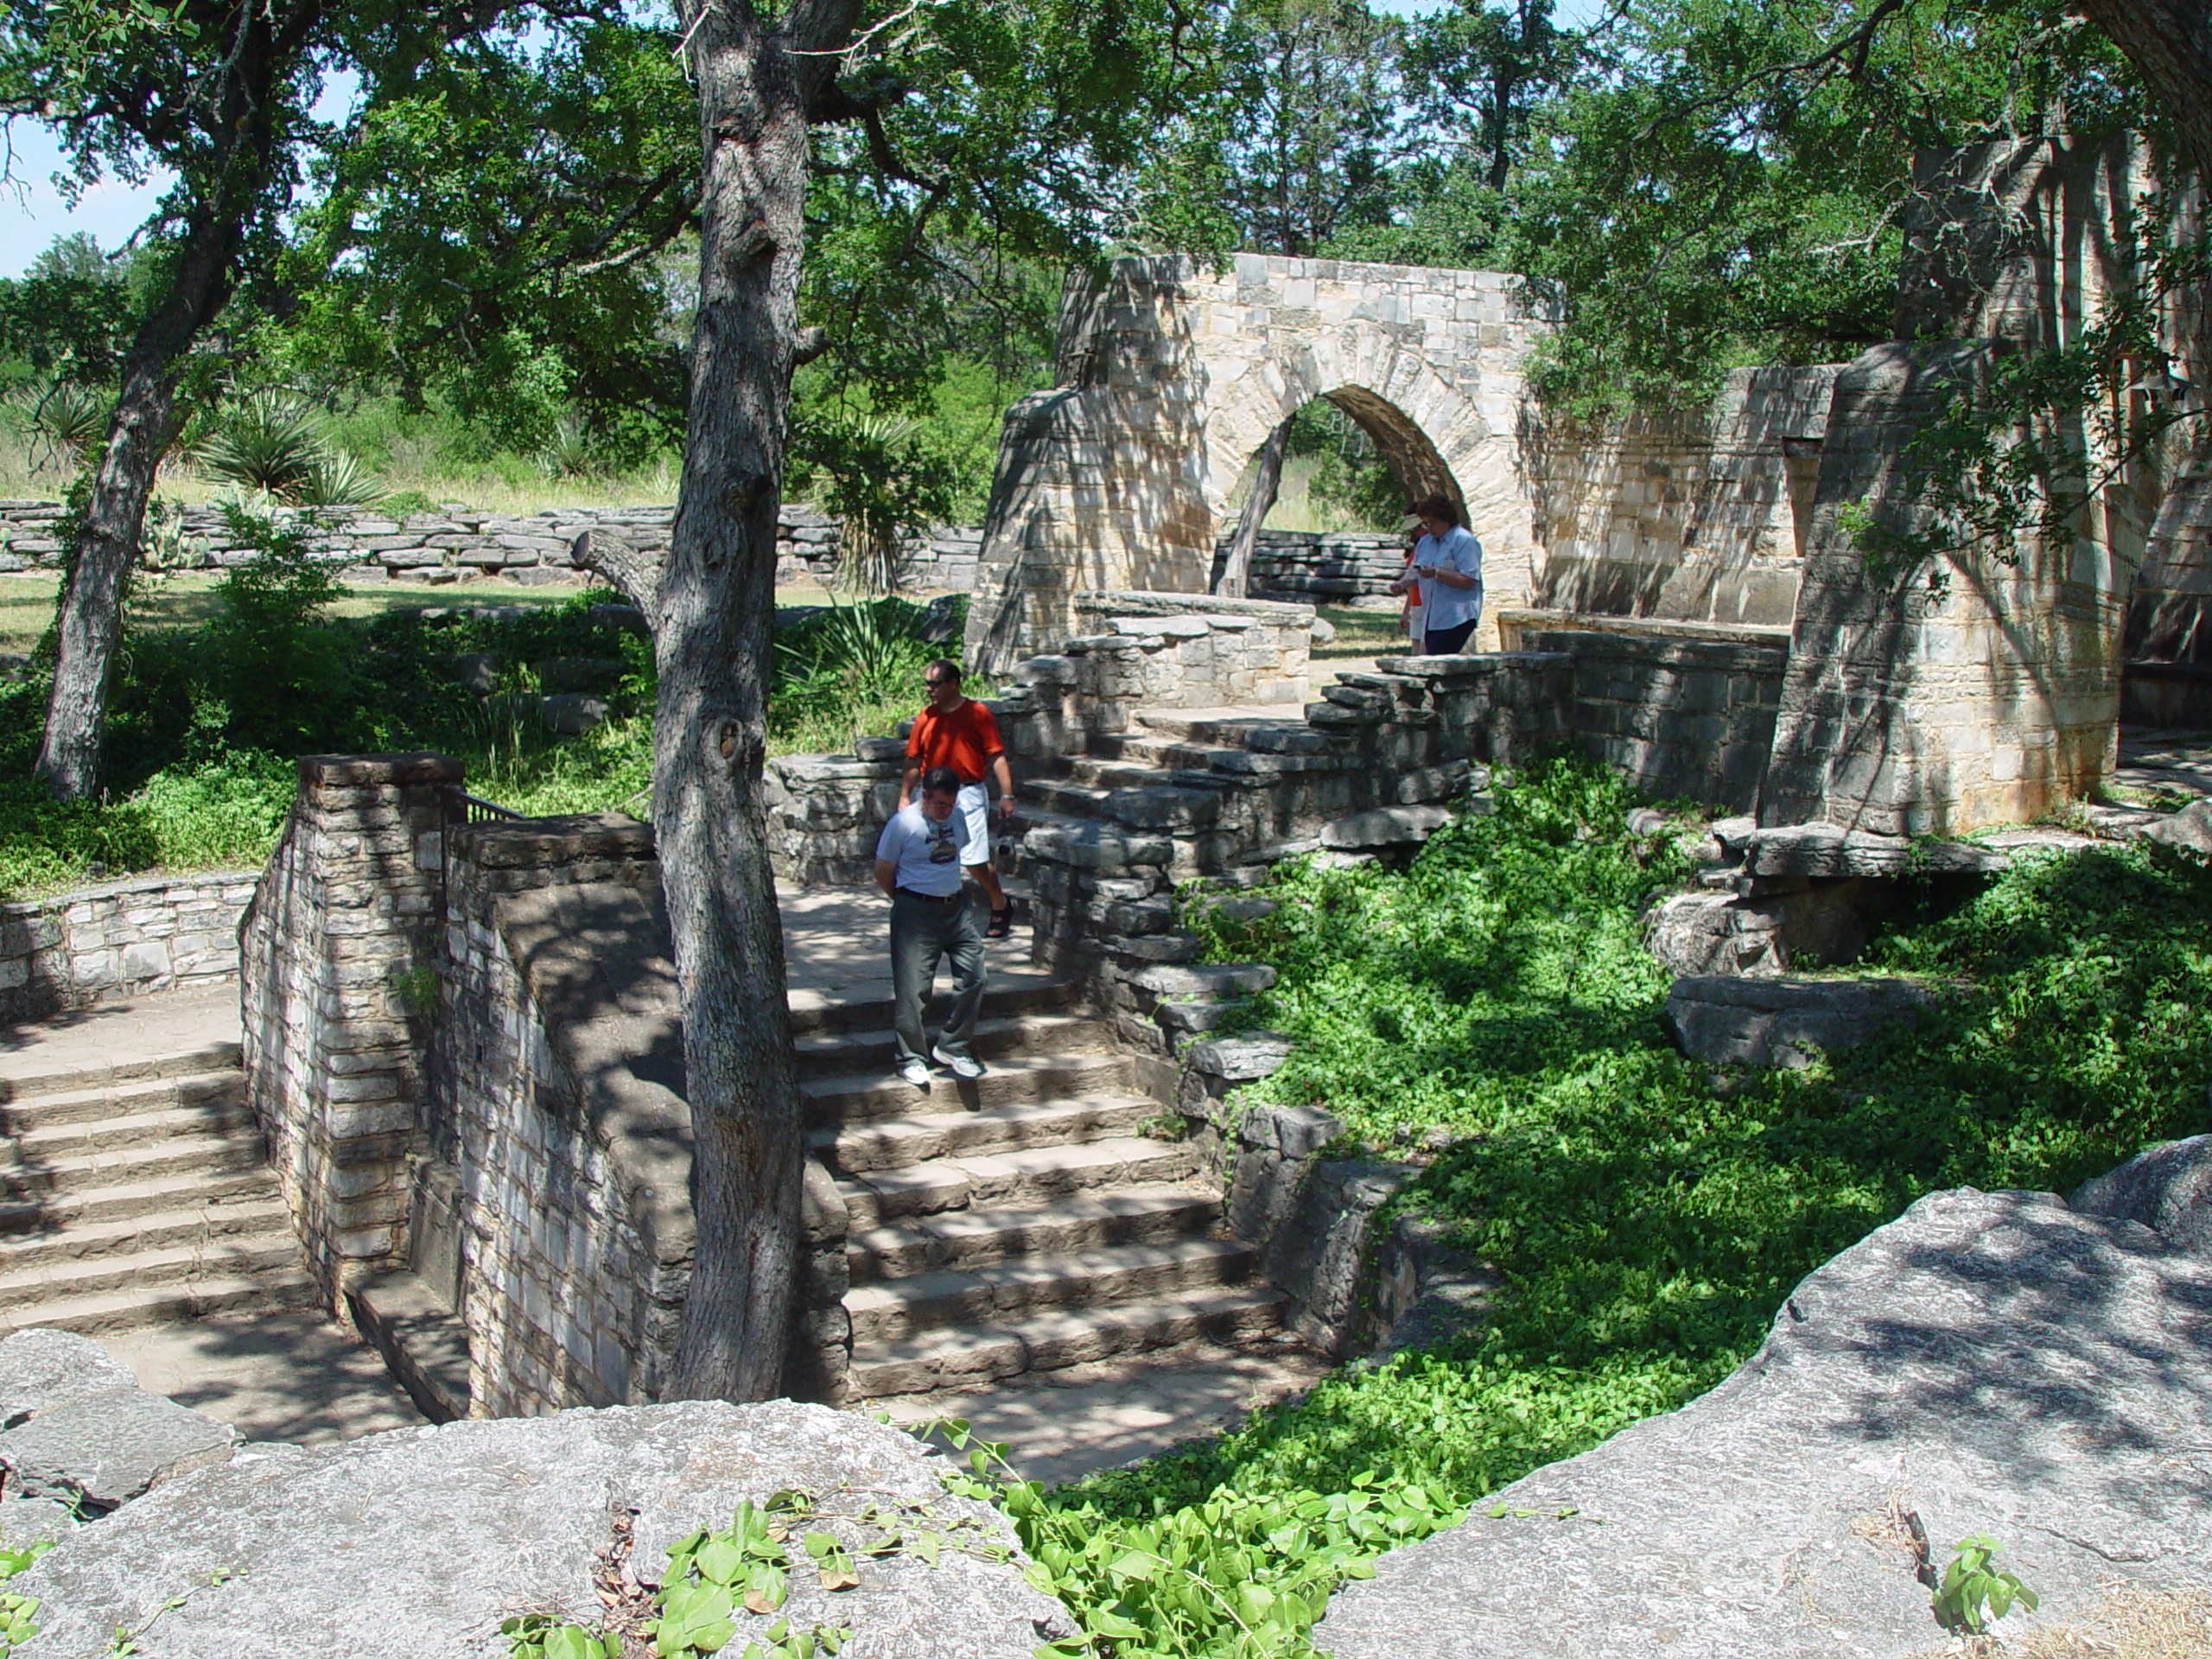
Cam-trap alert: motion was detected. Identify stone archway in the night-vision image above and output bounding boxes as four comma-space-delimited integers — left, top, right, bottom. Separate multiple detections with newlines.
964, 253, 1550, 671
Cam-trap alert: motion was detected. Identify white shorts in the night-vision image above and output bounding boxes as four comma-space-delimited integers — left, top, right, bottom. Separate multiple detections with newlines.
956, 783, 994, 866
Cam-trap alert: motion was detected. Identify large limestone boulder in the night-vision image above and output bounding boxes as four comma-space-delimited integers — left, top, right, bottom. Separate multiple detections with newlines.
1318, 1180, 2212, 1659
13, 1399, 1071, 1659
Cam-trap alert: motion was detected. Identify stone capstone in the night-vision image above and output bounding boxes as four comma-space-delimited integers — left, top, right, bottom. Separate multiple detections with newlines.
1319, 1183, 2212, 1659
0, 1385, 237, 1512
12, 1400, 1071, 1659
1663, 975, 1936, 1067
0, 1328, 139, 1427
1319, 804, 1453, 849
2071, 1134, 2212, 1253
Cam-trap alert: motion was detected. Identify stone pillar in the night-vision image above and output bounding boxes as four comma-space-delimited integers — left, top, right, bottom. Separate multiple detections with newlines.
239, 753, 461, 1301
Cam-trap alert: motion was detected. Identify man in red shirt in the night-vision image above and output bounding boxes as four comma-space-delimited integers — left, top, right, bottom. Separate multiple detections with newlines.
899, 658, 1016, 938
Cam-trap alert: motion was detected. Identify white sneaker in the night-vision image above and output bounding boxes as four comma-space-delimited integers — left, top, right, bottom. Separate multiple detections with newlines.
931, 1046, 984, 1081
899, 1059, 931, 1089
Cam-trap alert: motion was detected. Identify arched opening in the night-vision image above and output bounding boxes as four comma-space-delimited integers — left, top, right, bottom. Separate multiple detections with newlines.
1211, 385, 1466, 605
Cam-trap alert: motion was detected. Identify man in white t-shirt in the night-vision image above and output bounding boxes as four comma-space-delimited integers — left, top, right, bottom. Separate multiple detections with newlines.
873, 763, 988, 1088
1388, 493, 1484, 655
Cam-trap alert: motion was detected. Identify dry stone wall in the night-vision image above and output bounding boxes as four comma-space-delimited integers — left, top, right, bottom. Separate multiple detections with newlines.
0, 870, 255, 1020
0, 499, 983, 591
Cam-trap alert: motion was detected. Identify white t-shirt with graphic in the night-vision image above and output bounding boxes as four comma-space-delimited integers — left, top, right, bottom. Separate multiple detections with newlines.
875, 801, 971, 896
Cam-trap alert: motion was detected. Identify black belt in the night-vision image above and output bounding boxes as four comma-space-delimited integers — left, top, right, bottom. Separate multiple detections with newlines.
895, 887, 963, 903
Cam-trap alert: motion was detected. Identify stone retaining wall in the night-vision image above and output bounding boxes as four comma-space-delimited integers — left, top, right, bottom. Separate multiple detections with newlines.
0, 870, 256, 1021
1519, 625, 1791, 814
238, 753, 458, 1301
0, 499, 984, 592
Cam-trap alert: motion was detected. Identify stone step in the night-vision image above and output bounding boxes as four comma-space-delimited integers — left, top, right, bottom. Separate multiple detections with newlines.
785, 977, 1075, 1039
844, 1236, 1257, 1344
836, 1135, 1204, 1230
1022, 778, 1118, 818
0, 1039, 243, 1103
847, 1183, 1225, 1284
791, 1011, 1111, 1080
0, 1165, 283, 1236
1131, 708, 1284, 744
0, 1068, 247, 1135
0, 1227, 306, 1307
1064, 757, 1189, 791
849, 1285, 1287, 1397
0, 1265, 321, 1338
803, 1050, 1135, 1128
8, 1095, 257, 1161
0, 1129, 272, 1203
812, 1091, 1160, 1175
0, 1194, 293, 1274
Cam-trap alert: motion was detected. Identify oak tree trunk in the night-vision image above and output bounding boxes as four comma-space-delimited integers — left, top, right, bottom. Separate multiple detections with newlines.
1217, 416, 1292, 600
35, 229, 245, 798
659, 0, 859, 1402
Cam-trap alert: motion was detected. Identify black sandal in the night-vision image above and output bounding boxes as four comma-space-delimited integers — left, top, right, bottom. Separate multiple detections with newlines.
985, 907, 1013, 939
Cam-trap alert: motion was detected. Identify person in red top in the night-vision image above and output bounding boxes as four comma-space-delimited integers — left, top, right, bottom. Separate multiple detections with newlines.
899, 658, 1016, 938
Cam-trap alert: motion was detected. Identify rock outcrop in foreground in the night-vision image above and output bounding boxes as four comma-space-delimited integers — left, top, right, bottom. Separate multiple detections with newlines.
12, 1398, 1071, 1659
1319, 1140, 2212, 1658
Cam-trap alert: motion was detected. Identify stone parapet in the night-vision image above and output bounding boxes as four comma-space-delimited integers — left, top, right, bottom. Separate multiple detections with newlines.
238, 753, 461, 1303
0, 869, 257, 1020
426, 815, 849, 1413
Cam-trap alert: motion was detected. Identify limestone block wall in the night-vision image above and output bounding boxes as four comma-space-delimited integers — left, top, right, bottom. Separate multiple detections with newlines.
966, 254, 1553, 671
0, 870, 256, 1021
1522, 366, 1840, 632
1025, 653, 1573, 1006
1763, 343, 2124, 835
1521, 626, 1790, 815
238, 753, 459, 1300
425, 815, 849, 1414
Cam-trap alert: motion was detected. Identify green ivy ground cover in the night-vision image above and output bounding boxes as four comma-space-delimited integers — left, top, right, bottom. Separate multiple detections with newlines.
995, 756, 2212, 1659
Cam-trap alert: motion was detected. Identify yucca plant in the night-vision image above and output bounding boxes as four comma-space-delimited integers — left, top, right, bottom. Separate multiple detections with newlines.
6, 379, 107, 473
293, 448, 385, 508
536, 417, 599, 480
198, 391, 328, 498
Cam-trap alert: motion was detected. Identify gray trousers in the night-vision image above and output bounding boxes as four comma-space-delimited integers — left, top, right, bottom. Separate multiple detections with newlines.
889, 888, 986, 1065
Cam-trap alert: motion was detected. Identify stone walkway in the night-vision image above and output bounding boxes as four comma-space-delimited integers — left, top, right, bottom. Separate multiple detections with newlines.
2115, 727, 2212, 800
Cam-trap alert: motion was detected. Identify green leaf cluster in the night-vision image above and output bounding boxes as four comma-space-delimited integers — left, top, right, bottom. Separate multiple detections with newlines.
0, 1540, 52, 1655
1932, 1534, 2038, 1634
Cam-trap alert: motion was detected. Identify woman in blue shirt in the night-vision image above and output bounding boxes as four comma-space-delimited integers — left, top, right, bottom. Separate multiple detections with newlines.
1389, 493, 1484, 655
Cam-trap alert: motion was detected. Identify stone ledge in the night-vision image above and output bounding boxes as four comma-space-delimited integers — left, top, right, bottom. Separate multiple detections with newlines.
297, 753, 466, 787
451, 811, 654, 869
346, 1268, 472, 1423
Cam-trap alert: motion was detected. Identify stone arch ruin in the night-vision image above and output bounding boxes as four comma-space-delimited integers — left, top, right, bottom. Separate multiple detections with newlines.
967, 135, 2210, 839
963, 254, 1549, 670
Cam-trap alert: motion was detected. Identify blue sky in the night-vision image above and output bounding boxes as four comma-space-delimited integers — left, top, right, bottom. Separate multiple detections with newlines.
0, 0, 1611, 279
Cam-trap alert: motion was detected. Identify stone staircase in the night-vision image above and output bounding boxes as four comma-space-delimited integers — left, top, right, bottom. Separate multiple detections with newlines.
792, 979, 1285, 1398
0, 1027, 315, 1337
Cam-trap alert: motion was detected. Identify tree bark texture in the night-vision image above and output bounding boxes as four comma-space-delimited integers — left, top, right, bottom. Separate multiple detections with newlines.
1217, 416, 1292, 600
35, 213, 243, 798
2075, 0, 2212, 194
659, 0, 861, 1403
33, 0, 317, 800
